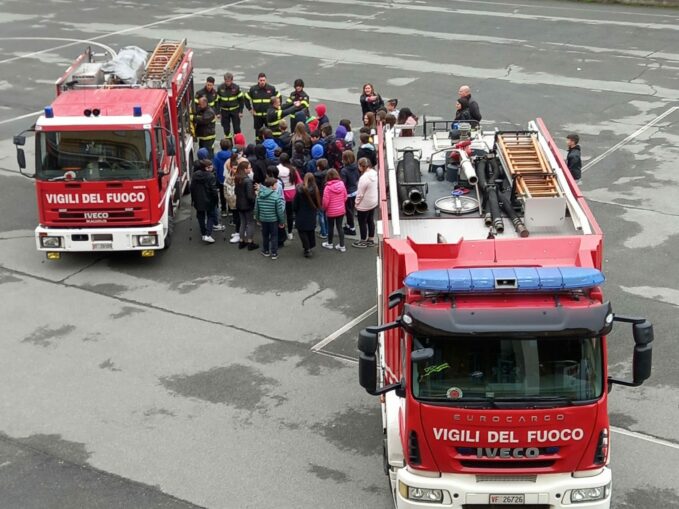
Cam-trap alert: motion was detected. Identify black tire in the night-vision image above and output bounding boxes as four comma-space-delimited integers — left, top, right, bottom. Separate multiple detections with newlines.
163, 206, 175, 249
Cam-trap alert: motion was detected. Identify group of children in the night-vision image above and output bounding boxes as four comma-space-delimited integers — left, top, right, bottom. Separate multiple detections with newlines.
189, 81, 421, 260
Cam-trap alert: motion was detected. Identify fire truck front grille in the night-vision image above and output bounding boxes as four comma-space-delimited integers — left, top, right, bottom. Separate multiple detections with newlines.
54, 209, 142, 222
475, 475, 538, 483
460, 460, 555, 469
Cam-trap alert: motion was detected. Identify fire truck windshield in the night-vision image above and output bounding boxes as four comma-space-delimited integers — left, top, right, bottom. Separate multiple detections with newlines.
36, 130, 152, 181
412, 336, 603, 404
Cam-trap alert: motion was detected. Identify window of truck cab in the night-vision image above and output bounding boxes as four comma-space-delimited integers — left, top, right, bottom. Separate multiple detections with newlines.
411, 335, 603, 403
36, 129, 153, 181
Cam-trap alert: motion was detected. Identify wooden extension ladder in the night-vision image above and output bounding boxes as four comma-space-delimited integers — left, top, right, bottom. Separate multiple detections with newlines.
496, 132, 561, 199
144, 39, 186, 84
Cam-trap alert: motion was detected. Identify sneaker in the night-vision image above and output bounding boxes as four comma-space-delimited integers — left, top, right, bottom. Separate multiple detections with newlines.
271, 253, 278, 260
221, 210, 228, 217
247, 243, 259, 251
322, 242, 334, 250
287, 232, 293, 240
203, 236, 215, 244
230, 234, 241, 243
261, 250, 270, 257
352, 240, 368, 248
318, 233, 328, 239
238, 241, 247, 249
228, 220, 235, 226
303, 250, 311, 258
335, 244, 346, 252
366, 239, 376, 247
213, 224, 226, 232
343, 226, 356, 236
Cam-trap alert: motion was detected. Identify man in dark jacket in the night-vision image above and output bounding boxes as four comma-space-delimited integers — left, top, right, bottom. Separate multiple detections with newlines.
194, 96, 217, 157
458, 85, 482, 122
195, 77, 218, 110
217, 72, 244, 139
190, 160, 219, 243
287, 78, 310, 132
245, 73, 280, 142
566, 134, 582, 182
266, 96, 301, 138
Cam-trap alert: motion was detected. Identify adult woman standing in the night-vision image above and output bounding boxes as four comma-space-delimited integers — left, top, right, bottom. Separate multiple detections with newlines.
360, 83, 384, 116
294, 173, 321, 258
352, 157, 379, 248
234, 161, 258, 251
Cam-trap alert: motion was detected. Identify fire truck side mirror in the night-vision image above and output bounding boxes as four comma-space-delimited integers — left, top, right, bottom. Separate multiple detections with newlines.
632, 321, 653, 385
16, 148, 26, 170
358, 329, 378, 355
358, 329, 378, 393
609, 316, 654, 388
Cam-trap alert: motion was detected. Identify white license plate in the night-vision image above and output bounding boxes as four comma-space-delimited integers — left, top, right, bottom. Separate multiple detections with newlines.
92, 242, 113, 250
490, 494, 525, 505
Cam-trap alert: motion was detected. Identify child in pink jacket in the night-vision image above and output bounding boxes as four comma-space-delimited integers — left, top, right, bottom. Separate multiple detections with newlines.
322, 169, 348, 252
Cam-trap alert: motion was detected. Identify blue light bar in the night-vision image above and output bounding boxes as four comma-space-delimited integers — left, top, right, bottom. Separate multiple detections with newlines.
44, 106, 54, 118
133, 105, 142, 117
404, 267, 605, 292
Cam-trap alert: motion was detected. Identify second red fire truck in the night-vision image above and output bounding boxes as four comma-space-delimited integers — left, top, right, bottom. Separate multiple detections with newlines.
14, 39, 196, 258
359, 119, 654, 508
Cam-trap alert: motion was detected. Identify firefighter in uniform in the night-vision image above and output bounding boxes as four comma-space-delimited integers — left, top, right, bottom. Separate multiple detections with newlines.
266, 96, 302, 139
245, 73, 280, 141
195, 77, 219, 111
287, 78, 310, 132
217, 72, 244, 139
194, 96, 217, 157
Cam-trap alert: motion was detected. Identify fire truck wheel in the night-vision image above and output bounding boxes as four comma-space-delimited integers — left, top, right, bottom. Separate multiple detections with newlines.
163, 207, 175, 249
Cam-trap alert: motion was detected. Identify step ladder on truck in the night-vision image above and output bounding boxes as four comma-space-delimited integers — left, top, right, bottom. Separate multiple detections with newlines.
357, 118, 655, 509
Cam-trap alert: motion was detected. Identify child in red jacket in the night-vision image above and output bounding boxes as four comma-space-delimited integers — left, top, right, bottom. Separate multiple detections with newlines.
321, 169, 348, 252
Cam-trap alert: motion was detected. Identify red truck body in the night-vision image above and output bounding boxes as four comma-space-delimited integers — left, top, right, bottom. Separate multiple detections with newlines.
16, 39, 195, 256
360, 119, 652, 508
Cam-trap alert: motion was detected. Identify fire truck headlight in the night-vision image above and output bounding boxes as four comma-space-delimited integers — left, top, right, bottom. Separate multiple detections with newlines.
136, 235, 158, 247
570, 483, 609, 503
398, 481, 444, 503
40, 236, 62, 248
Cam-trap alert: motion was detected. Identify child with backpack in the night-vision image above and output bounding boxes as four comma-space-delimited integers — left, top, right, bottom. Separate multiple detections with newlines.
321, 169, 348, 252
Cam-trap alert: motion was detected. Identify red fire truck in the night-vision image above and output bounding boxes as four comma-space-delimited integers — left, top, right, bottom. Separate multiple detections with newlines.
358, 119, 654, 508
13, 39, 196, 258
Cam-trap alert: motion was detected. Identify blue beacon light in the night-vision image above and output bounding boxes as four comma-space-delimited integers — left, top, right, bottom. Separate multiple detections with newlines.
133, 105, 142, 117
404, 267, 605, 292
44, 106, 54, 118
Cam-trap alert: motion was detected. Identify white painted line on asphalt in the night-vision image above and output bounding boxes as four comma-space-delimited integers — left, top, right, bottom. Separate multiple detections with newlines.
611, 426, 679, 451
0, 0, 251, 65
0, 110, 42, 126
583, 106, 679, 173
311, 305, 377, 352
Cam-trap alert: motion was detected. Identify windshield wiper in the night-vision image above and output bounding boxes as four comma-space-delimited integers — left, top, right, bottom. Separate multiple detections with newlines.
492, 396, 574, 408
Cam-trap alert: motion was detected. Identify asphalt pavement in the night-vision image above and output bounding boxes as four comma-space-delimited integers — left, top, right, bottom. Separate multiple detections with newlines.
0, 0, 678, 508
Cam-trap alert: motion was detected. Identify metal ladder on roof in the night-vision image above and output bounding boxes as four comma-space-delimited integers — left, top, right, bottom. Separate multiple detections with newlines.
496, 132, 562, 199
143, 39, 186, 86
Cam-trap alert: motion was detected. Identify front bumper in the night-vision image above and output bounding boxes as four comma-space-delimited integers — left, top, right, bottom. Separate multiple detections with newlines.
35, 223, 164, 252
395, 466, 611, 508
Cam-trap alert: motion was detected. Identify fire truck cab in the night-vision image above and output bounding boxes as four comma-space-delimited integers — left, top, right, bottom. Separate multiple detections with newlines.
359, 119, 654, 508
14, 39, 195, 257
